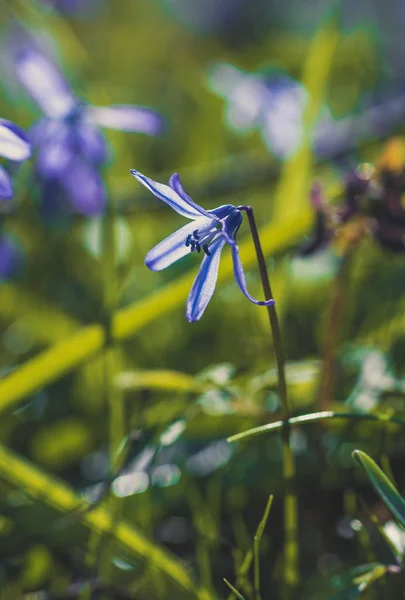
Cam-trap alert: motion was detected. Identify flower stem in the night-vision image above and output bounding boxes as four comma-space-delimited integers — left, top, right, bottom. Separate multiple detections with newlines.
239, 206, 299, 599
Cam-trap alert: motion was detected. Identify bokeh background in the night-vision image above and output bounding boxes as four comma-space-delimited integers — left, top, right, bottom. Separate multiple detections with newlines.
0, 1, 405, 598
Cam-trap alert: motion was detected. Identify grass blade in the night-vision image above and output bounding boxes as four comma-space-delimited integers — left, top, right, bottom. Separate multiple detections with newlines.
223, 578, 246, 600
254, 494, 274, 600
353, 450, 405, 529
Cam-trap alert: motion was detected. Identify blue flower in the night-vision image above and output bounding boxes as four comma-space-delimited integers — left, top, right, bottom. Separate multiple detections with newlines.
207, 63, 309, 159
130, 170, 274, 322
14, 47, 163, 216
0, 119, 31, 200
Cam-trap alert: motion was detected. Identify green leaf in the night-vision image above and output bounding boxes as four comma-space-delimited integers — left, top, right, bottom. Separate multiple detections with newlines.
352, 450, 405, 528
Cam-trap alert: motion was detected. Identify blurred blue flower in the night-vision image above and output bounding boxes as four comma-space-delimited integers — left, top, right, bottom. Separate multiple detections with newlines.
39, 0, 104, 17
131, 169, 274, 322
15, 48, 163, 216
0, 234, 23, 281
207, 63, 310, 159
0, 119, 31, 200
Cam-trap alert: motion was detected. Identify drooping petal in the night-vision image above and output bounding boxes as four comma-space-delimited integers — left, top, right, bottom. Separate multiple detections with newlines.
62, 159, 106, 215
87, 105, 164, 136
131, 170, 209, 219
15, 49, 76, 119
0, 165, 13, 200
145, 217, 212, 271
169, 173, 214, 219
0, 119, 31, 161
186, 237, 226, 322
231, 244, 275, 306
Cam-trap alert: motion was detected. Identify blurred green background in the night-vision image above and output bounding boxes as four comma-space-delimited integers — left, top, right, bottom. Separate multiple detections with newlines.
0, 1, 405, 599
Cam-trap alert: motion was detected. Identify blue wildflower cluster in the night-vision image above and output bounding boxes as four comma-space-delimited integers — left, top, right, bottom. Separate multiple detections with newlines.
0, 35, 162, 279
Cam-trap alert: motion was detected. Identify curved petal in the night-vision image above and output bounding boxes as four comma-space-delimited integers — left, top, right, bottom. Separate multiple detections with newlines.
0, 119, 31, 161
0, 165, 13, 200
145, 217, 212, 272
131, 170, 208, 219
169, 173, 214, 219
231, 244, 275, 306
186, 237, 226, 322
87, 105, 164, 136
15, 49, 76, 119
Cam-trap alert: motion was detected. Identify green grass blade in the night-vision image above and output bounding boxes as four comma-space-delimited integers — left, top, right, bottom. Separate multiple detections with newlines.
353, 450, 405, 528
227, 411, 405, 443
253, 495, 274, 600
223, 578, 246, 600
115, 369, 203, 393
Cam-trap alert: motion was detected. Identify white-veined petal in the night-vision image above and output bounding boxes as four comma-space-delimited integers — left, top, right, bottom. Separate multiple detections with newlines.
186, 237, 226, 322
131, 170, 208, 219
0, 120, 31, 161
145, 217, 212, 272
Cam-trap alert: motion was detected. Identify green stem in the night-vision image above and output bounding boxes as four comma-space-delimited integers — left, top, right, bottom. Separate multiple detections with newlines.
240, 206, 299, 598
241, 207, 289, 418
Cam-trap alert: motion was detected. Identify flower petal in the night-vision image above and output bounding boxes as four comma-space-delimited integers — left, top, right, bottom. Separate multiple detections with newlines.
0, 165, 13, 200
0, 119, 31, 161
231, 244, 275, 306
87, 105, 164, 136
62, 159, 106, 215
131, 170, 208, 219
36, 124, 73, 177
186, 237, 226, 322
169, 173, 214, 219
15, 49, 76, 119
145, 217, 212, 271
76, 122, 107, 164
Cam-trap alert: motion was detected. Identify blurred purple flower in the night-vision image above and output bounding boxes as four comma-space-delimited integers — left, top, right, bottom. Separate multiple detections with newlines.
131, 169, 274, 322
160, 0, 245, 33
208, 63, 405, 162
0, 234, 23, 281
39, 0, 103, 17
207, 63, 313, 159
14, 47, 163, 216
0, 119, 31, 200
